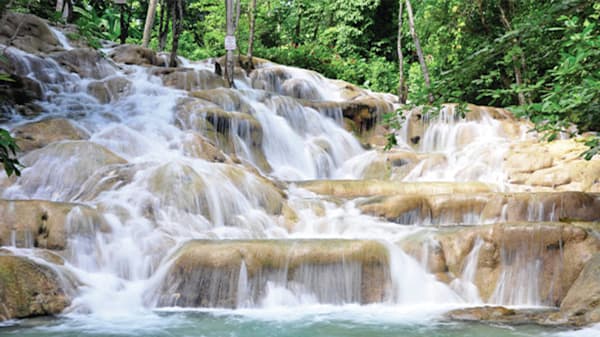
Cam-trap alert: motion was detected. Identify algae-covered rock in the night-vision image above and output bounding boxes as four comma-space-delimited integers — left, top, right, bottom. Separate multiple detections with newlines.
12, 118, 89, 153
158, 239, 390, 308
0, 254, 70, 321
0, 199, 107, 250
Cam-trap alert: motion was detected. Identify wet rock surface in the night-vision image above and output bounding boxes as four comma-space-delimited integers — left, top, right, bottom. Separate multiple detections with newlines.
159, 239, 390, 308
0, 254, 70, 321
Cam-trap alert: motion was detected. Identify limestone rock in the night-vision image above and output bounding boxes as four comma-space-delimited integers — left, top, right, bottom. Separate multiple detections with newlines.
12, 118, 89, 153
0, 12, 61, 54
560, 254, 600, 326
158, 239, 390, 308
109, 45, 166, 67
181, 132, 228, 163
0, 254, 70, 321
425, 223, 600, 305
297, 180, 493, 199
153, 67, 226, 91
16, 141, 127, 200
0, 199, 107, 250
50, 48, 116, 79
87, 76, 132, 103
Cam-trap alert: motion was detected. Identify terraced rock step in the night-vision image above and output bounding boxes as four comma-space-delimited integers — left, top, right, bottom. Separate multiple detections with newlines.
358, 191, 600, 224
158, 239, 390, 308
296, 180, 493, 198
400, 222, 600, 307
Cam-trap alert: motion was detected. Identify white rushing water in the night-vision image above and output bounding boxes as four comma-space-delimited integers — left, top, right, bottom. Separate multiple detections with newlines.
0, 25, 581, 333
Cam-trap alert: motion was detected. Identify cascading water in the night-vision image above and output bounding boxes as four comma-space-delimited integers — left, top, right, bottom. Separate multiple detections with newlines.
1, 19, 599, 337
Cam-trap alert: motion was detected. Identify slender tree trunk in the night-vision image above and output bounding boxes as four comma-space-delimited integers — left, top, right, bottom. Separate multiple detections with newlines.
225, 0, 236, 87
499, 5, 527, 106
405, 0, 433, 104
247, 0, 257, 66
169, 0, 183, 67
142, 0, 158, 48
158, 0, 169, 51
119, 4, 128, 44
293, 4, 303, 47
397, 0, 406, 103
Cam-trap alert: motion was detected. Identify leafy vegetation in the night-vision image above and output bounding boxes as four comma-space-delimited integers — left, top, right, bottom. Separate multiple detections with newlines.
0, 0, 598, 159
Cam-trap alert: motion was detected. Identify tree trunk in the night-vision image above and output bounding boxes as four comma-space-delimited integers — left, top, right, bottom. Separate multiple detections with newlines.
225, 0, 236, 87
119, 3, 130, 44
247, 0, 257, 66
142, 0, 158, 48
405, 0, 433, 104
158, 0, 170, 51
169, 0, 183, 67
293, 4, 303, 47
397, 0, 406, 103
499, 5, 527, 106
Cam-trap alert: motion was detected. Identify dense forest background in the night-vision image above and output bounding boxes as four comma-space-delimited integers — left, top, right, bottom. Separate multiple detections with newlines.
1, 0, 599, 158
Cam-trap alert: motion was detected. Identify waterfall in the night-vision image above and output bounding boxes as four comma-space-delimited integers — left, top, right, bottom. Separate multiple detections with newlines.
1, 22, 597, 333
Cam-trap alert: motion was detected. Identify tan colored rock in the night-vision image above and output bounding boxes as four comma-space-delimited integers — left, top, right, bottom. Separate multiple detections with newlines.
153, 68, 226, 91
0, 199, 107, 250
87, 77, 132, 103
109, 45, 165, 67
158, 239, 390, 308
18, 141, 127, 200
560, 254, 600, 326
297, 180, 493, 199
0, 12, 61, 54
428, 223, 600, 305
181, 132, 228, 162
446, 306, 516, 321
12, 118, 89, 153
480, 192, 600, 223
176, 97, 270, 172
50, 48, 116, 79
0, 254, 70, 321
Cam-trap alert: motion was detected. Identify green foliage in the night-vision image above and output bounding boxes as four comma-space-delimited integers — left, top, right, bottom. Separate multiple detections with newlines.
582, 136, 600, 160
0, 128, 21, 177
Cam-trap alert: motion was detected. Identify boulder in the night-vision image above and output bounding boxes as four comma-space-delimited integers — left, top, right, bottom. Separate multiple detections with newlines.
109, 45, 165, 67
176, 97, 270, 172
424, 223, 600, 305
445, 306, 557, 326
0, 12, 61, 54
0, 72, 44, 121
50, 48, 116, 79
560, 254, 600, 326
87, 76, 132, 103
181, 132, 228, 163
158, 239, 390, 308
153, 67, 226, 91
0, 254, 70, 321
12, 117, 89, 153
0, 199, 107, 250
15, 141, 127, 201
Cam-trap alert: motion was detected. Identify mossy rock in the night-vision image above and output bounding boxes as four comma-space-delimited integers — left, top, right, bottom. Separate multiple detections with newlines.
0, 255, 70, 321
